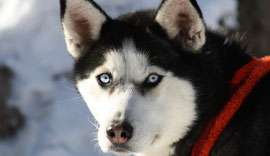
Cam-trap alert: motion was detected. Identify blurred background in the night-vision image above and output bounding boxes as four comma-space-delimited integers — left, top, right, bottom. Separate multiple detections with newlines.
0, 0, 269, 156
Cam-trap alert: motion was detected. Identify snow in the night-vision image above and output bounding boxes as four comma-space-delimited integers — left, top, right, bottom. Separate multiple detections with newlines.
0, 0, 236, 156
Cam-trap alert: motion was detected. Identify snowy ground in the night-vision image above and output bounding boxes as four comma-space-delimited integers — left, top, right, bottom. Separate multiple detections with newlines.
0, 0, 236, 156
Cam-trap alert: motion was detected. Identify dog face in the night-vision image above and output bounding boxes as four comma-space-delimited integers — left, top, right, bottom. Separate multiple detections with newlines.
76, 40, 197, 154
60, 0, 206, 155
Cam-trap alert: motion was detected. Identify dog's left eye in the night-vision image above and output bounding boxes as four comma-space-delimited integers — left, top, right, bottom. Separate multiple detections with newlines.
145, 73, 163, 86
147, 74, 159, 83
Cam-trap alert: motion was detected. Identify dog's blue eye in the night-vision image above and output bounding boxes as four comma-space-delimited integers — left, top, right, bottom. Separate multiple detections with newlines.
97, 73, 111, 85
143, 73, 163, 89
147, 74, 159, 83
147, 74, 162, 84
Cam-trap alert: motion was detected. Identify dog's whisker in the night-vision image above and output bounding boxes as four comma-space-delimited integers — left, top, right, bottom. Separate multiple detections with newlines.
92, 138, 99, 142
87, 116, 99, 130
89, 132, 98, 138
56, 97, 82, 104
60, 83, 78, 92
94, 142, 100, 151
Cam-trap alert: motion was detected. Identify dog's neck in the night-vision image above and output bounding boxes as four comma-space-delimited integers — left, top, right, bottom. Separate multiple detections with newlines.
171, 32, 253, 156
206, 31, 253, 82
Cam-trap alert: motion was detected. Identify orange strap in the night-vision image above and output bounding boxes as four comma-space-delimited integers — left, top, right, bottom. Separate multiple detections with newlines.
192, 56, 270, 156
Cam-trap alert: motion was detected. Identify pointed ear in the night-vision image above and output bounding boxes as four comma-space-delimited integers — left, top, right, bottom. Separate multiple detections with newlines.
155, 0, 206, 52
60, 0, 109, 60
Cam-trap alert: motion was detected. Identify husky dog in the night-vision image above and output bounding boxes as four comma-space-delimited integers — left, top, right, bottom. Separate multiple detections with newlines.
60, 0, 270, 155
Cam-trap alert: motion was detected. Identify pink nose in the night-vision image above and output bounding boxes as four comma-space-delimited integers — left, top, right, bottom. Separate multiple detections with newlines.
106, 122, 133, 144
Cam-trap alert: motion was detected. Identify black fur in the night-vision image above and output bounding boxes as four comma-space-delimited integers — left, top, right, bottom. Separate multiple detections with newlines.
61, 0, 270, 155
59, 0, 66, 20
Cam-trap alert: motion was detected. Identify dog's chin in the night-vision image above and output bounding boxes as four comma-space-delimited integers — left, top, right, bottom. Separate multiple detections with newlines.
100, 142, 134, 155
100, 139, 137, 154
110, 145, 133, 155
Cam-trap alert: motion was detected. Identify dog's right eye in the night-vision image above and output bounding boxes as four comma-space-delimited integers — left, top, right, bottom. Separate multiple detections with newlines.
97, 73, 112, 86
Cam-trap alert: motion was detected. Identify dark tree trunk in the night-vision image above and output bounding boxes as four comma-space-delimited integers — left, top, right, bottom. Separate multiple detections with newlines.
0, 66, 25, 139
238, 0, 270, 57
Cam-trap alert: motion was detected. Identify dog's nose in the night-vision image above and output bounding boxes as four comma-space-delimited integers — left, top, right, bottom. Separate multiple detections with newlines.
106, 122, 133, 144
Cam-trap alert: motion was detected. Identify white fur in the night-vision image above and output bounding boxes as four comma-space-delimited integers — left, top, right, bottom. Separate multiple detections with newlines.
77, 40, 197, 156
155, 0, 206, 52
62, 0, 106, 59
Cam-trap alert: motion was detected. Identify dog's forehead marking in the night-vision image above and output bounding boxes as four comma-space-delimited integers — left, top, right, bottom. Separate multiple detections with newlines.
96, 40, 165, 83
105, 40, 148, 82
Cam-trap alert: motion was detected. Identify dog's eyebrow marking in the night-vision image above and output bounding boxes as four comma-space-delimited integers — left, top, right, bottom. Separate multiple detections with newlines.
109, 85, 116, 95
109, 82, 118, 95
109, 78, 124, 95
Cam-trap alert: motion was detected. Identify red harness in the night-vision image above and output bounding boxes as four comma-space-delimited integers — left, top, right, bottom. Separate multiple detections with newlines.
192, 56, 270, 156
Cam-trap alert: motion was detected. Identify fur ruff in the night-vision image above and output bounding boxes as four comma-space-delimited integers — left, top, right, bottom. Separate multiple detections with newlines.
192, 56, 270, 156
